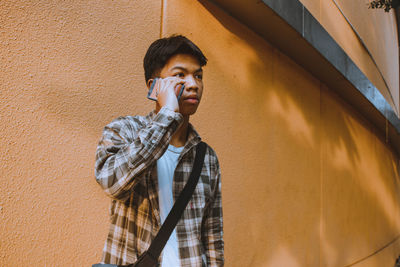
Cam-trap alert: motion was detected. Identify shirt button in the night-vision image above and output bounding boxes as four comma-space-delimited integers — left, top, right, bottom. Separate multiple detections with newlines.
151, 139, 156, 144
167, 116, 173, 121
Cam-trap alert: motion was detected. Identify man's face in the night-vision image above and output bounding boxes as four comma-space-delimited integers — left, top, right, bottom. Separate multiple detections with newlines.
159, 54, 204, 116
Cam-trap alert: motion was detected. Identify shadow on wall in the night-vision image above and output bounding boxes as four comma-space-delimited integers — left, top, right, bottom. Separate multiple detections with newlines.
199, 0, 400, 266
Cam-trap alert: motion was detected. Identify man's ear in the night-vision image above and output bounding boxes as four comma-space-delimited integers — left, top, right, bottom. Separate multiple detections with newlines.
146, 79, 154, 90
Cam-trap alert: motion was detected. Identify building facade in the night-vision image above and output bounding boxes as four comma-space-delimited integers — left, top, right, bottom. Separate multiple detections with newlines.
1, 0, 400, 266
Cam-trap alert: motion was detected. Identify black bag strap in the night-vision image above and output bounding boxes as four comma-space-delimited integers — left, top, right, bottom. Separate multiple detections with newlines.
146, 141, 207, 260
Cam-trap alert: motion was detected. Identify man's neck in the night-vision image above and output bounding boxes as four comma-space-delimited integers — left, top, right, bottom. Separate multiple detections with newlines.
170, 115, 189, 147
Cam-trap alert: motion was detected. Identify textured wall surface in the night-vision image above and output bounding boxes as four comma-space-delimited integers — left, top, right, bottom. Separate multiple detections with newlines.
1, 0, 400, 266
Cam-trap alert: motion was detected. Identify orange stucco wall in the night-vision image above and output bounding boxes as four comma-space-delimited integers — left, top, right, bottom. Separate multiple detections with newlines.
1, 0, 400, 266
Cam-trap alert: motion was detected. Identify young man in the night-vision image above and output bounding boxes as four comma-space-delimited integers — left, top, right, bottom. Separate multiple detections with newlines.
95, 35, 224, 267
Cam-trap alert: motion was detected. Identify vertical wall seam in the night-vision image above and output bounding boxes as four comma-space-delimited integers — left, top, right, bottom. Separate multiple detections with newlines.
319, 82, 323, 267
160, 0, 164, 38
302, 5, 304, 37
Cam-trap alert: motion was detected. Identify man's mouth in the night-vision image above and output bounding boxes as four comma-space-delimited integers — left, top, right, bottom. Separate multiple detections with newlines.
183, 95, 199, 103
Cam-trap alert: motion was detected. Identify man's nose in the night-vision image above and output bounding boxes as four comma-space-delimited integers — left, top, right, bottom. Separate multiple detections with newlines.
184, 75, 198, 91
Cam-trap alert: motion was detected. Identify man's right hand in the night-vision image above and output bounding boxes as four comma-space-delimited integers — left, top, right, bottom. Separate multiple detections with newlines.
155, 77, 184, 113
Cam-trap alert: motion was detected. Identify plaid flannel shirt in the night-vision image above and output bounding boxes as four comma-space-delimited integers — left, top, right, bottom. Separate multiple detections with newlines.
95, 107, 224, 266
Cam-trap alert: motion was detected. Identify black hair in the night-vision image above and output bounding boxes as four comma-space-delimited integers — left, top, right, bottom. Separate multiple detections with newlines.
143, 35, 207, 82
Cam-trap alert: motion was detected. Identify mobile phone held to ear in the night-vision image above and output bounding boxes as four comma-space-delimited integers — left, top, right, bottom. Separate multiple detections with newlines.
147, 78, 185, 101
147, 78, 158, 101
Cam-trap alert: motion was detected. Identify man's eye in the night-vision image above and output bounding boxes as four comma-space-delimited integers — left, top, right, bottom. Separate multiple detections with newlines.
174, 73, 184, 78
195, 74, 203, 80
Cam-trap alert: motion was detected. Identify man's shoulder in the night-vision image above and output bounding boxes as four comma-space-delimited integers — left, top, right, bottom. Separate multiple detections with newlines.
199, 142, 221, 187
106, 113, 150, 130
202, 141, 220, 167
203, 142, 217, 156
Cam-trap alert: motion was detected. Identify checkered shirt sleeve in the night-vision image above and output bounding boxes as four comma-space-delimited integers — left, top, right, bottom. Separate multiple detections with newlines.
95, 107, 183, 201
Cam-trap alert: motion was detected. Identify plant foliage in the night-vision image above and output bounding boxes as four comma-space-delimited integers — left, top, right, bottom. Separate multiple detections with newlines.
368, 0, 400, 12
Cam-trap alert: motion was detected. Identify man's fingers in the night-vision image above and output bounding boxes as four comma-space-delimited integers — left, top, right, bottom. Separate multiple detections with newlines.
158, 77, 184, 94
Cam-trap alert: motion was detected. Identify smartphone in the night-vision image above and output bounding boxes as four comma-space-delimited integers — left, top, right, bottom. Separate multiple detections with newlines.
147, 78, 185, 101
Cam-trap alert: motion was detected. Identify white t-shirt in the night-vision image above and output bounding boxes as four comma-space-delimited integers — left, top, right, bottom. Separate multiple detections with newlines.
157, 144, 184, 267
